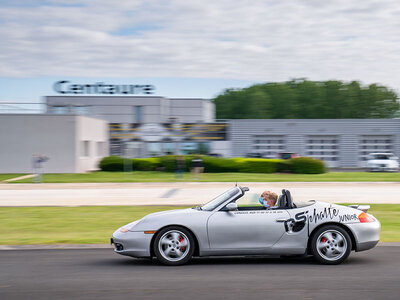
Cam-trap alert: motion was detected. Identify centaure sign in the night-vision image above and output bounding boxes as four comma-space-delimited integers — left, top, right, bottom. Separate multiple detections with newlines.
53, 80, 155, 95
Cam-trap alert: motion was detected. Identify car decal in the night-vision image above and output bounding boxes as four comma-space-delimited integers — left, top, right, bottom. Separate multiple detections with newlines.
338, 213, 358, 222
284, 211, 307, 233
283, 206, 360, 233
232, 210, 284, 215
284, 219, 306, 233
308, 207, 339, 223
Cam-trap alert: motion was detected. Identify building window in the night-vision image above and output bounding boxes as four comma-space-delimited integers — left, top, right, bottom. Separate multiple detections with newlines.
162, 142, 174, 155
147, 142, 161, 156
51, 106, 68, 114
82, 141, 90, 157
358, 135, 393, 161
251, 135, 285, 158
305, 135, 339, 163
74, 106, 90, 115
134, 106, 143, 123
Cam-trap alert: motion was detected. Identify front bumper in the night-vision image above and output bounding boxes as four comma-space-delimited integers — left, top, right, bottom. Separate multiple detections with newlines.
368, 166, 397, 172
111, 230, 153, 258
346, 219, 381, 252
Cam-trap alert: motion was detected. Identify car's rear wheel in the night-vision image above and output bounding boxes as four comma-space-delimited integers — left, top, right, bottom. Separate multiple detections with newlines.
310, 225, 352, 265
154, 226, 195, 266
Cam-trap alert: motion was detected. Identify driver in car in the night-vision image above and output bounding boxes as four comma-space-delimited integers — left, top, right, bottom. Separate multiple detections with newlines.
259, 191, 278, 209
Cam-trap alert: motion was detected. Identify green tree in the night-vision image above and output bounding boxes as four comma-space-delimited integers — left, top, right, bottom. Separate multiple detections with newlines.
213, 79, 399, 119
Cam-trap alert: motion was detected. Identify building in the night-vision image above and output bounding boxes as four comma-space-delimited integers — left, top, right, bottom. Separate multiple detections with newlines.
230, 119, 400, 167
46, 96, 215, 123
0, 114, 108, 173
45, 96, 226, 157
1, 95, 399, 171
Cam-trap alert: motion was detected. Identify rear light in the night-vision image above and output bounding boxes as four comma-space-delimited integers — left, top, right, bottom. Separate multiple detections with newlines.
358, 212, 375, 223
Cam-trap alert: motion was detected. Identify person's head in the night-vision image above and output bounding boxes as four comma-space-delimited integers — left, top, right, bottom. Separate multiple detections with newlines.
259, 190, 278, 207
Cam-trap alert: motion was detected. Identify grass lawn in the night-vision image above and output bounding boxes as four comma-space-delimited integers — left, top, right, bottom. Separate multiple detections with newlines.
0, 174, 25, 181
7, 171, 400, 183
0, 206, 188, 245
0, 204, 398, 244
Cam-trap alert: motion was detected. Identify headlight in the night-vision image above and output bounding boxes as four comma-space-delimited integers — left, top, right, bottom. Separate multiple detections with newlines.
120, 219, 142, 232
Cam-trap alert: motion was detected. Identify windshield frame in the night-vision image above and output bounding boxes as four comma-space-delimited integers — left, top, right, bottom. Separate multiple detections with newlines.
200, 187, 243, 211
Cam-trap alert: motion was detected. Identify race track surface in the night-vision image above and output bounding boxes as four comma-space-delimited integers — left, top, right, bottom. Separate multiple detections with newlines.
1, 247, 399, 299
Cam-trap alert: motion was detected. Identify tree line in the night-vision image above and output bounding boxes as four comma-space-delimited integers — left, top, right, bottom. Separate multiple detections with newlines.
213, 79, 399, 119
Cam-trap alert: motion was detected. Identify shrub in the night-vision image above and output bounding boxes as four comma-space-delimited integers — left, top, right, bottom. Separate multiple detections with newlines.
99, 155, 326, 174
132, 158, 161, 171
276, 160, 292, 173
159, 155, 178, 172
202, 156, 241, 172
99, 156, 126, 172
238, 158, 282, 173
289, 157, 326, 174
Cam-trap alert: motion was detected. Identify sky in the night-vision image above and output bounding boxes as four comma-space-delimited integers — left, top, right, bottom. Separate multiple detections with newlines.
1, 0, 400, 102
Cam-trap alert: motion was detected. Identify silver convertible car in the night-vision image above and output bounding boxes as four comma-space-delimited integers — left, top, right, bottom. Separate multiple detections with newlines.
111, 187, 380, 265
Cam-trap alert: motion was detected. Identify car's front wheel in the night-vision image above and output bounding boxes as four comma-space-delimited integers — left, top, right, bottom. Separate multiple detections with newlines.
154, 226, 195, 266
310, 225, 352, 265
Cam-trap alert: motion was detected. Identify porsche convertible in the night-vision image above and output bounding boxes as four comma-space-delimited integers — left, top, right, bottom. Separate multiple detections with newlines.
111, 186, 380, 265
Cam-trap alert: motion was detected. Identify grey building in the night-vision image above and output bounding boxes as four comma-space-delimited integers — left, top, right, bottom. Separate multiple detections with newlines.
45, 96, 220, 157
229, 119, 400, 167
0, 114, 108, 173
45, 96, 215, 123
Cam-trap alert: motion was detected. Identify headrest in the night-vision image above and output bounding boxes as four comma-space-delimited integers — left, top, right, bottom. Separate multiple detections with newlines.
277, 194, 286, 208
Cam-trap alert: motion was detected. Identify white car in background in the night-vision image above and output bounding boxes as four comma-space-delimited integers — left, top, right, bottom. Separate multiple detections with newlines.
366, 153, 399, 172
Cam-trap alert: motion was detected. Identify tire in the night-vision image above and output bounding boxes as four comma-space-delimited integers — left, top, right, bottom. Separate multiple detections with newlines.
310, 225, 352, 265
153, 226, 195, 266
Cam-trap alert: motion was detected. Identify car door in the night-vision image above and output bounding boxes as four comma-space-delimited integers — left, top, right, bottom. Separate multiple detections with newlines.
207, 208, 291, 250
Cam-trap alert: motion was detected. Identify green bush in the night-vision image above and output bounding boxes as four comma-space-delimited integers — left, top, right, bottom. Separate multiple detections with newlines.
159, 155, 178, 172
132, 158, 161, 171
289, 157, 326, 174
158, 155, 195, 172
276, 160, 292, 173
202, 156, 240, 172
99, 155, 326, 174
99, 156, 126, 172
237, 158, 279, 173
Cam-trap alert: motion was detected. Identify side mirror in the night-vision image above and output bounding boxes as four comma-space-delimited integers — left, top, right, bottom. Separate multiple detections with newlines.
225, 202, 238, 211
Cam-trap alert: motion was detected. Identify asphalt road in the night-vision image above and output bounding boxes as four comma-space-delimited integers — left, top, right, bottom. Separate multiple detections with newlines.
1, 247, 399, 300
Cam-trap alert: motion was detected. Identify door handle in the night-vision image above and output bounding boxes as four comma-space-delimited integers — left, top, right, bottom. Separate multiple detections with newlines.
276, 218, 289, 223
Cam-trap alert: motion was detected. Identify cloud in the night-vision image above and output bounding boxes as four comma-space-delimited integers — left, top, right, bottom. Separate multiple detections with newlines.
0, 0, 400, 89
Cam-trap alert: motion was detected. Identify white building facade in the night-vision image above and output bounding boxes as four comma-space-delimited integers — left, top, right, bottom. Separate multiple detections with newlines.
0, 114, 108, 173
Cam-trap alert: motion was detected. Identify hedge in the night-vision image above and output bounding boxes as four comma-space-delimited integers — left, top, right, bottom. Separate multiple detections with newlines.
132, 158, 161, 171
158, 155, 197, 172
98, 155, 326, 174
99, 156, 127, 172
288, 157, 326, 174
202, 156, 241, 172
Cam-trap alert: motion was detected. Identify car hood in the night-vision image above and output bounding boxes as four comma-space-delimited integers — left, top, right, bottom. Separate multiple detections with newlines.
127, 207, 206, 232
143, 208, 195, 219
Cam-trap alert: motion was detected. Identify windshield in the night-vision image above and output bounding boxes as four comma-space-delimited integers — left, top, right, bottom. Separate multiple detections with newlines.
201, 187, 241, 211
372, 154, 390, 160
